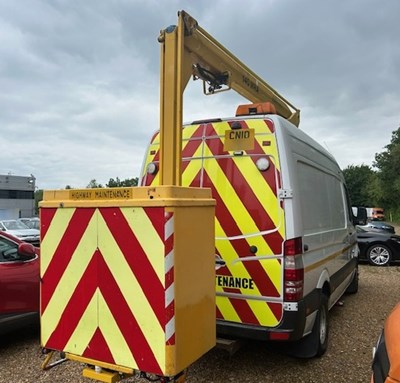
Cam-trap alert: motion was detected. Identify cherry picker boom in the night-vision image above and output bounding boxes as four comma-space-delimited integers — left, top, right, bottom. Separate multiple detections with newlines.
158, 10, 299, 187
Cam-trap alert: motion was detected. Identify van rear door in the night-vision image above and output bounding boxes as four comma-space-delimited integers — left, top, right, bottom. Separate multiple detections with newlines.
142, 118, 285, 328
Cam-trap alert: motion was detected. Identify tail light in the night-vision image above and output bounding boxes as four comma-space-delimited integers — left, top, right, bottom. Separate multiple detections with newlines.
283, 237, 304, 301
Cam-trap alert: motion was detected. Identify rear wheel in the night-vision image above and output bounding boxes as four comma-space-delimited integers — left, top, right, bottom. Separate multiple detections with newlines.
367, 244, 391, 266
287, 294, 329, 358
314, 294, 329, 357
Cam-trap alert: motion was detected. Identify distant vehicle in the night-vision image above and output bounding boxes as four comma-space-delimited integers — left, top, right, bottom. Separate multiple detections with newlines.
356, 226, 400, 266
18, 217, 40, 230
366, 207, 385, 221
371, 303, 400, 383
0, 219, 40, 246
0, 231, 40, 334
361, 221, 395, 234
371, 208, 385, 221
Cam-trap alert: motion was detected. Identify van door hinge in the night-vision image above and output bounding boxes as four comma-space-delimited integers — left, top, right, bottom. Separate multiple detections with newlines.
279, 189, 293, 199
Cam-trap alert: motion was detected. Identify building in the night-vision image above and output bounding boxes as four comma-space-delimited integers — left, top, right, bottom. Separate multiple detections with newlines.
0, 174, 36, 219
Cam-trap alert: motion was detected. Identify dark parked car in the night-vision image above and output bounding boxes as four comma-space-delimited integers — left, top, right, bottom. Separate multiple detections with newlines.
371, 303, 400, 382
357, 226, 400, 266
362, 221, 396, 234
0, 231, 39, 334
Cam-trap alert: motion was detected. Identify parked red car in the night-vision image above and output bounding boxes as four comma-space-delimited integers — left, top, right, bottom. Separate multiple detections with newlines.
0, 231, 40, 334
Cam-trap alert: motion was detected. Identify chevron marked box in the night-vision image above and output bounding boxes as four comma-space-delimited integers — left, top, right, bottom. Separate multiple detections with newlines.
39, 186, 215, 377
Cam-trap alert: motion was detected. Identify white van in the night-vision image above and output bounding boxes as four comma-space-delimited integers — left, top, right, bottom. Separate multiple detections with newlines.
141, 102, 359, 357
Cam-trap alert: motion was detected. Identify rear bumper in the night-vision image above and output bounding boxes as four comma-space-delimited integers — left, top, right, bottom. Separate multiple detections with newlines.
217, 288, 321, 342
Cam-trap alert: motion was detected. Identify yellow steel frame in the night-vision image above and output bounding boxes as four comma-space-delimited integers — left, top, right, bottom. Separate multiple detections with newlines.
158, 10, 300, 186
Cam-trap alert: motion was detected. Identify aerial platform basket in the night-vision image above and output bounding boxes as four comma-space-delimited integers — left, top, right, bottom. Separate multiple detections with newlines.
40, 185, 216, 378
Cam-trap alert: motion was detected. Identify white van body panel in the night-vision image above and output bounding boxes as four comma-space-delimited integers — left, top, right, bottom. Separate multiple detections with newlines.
273, 116, 357, 306
141, 113, 358, 351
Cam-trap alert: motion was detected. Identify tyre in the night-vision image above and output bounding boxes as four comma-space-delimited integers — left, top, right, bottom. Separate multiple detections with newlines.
367, 244, 392, 266
345, 267, 359, 294
313, 294, 329, 357
286, 294, 329, 358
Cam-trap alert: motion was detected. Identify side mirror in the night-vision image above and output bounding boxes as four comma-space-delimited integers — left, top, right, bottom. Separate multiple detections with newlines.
18, 242, 37, 260
352, 207, 368, 226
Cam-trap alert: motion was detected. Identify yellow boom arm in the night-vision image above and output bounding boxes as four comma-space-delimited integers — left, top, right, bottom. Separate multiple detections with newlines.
158, 10, 300, 186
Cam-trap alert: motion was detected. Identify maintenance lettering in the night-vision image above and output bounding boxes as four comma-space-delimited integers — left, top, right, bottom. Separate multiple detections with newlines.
216, 276, 255, 290
70, 188, 132, 200
70, 190, 93, 200
94, 189, 132, 199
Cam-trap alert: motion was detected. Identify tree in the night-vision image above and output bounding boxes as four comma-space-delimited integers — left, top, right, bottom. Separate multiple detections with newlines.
342, 164, 377, 206
85, 177, 138, 188
374, 127, 400, 218
106, 177, 138, 187
86, 179, 103, 188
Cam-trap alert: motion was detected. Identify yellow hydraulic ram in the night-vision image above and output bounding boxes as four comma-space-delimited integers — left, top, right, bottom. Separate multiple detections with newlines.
158, 10, 300, 186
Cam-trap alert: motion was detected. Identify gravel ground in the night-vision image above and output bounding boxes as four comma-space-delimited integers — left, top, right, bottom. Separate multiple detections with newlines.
1, 264, 400, 383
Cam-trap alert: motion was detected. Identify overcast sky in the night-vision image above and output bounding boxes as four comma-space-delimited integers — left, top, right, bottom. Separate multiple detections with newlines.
1, 0, 399, 190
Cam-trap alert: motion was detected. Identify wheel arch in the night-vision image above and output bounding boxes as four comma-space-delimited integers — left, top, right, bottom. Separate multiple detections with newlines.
316, 269, 331, 297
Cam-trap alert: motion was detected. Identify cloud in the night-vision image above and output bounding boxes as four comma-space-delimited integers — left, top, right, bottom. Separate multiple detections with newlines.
0, 0, 399, 189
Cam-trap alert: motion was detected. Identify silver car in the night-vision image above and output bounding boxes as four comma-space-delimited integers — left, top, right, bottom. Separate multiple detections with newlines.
0, 220, 40, 246
18, 217, 40, 230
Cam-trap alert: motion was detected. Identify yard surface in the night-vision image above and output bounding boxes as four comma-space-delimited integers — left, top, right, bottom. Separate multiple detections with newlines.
1, 264, 400, 383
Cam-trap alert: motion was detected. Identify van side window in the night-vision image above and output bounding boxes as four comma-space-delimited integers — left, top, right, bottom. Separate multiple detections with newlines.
298, 162, 346, 234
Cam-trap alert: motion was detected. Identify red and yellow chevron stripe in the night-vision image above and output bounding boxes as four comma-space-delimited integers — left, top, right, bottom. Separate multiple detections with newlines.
41, 206, 175, 375
142, 118, 285, 328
